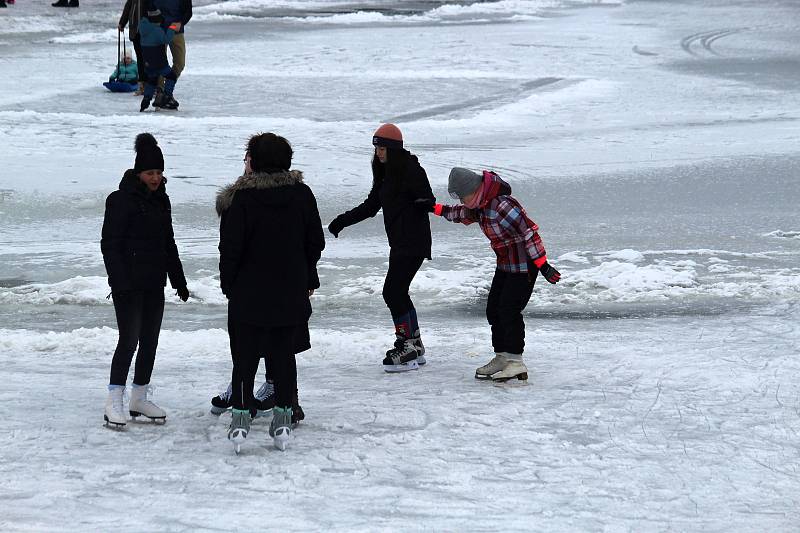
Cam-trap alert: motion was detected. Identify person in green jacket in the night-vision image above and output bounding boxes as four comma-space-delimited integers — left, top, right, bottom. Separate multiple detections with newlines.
109, 50, 139, 84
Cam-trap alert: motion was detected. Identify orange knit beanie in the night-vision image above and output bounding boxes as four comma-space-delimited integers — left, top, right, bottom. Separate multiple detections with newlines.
372, 123, 403, 149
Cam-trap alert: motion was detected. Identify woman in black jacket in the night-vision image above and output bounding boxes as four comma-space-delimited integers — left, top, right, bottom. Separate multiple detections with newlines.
328, 123, 435, 373
100, 133, 189, 429
219, 132, 324, 453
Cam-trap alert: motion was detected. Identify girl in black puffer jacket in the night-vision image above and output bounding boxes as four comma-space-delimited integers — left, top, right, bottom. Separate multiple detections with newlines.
100, 133, 188, 429
328, 123, 435, 373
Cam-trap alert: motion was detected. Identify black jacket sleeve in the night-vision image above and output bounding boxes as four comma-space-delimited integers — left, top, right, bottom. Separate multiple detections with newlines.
164, 197, 187, 290
101, 192, 133, 292
181, 0, 193, 25
118, 0, 133, 27
337, 181, 382, 228
302, 185, 326, 290
218, 194, 246, 297
407, 165, 435, 203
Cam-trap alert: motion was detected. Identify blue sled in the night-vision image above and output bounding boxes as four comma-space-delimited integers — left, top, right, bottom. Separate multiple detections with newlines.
103, 81, 138, 93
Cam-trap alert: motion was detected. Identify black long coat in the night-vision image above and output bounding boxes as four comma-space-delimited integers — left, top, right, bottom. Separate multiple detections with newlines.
217, 170, 325, 328
101, 170, 187, 292
336, 149, 435, 258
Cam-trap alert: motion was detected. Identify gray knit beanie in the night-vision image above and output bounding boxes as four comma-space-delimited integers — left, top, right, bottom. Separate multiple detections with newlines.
448, 167, 483, 199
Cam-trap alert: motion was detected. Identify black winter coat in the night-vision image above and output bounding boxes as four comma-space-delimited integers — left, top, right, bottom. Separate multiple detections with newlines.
337, 150, 435, 258
217, 171, 325, 327
101, 170, 187, 292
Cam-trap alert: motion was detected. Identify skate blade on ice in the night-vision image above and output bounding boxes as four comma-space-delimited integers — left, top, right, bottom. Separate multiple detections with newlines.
273, 428, 291, 451
229, 429, 247, 455
491, 372, 528, 383
129, 411, 167, 424
383, 360, 419, 373
103, 415, 126, 430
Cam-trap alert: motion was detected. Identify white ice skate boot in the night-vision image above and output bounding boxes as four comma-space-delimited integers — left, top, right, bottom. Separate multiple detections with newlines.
490, 356, 528, 383
129, 384, 167, 423
269, 406, 293, 451
383, 335, 420, 373
104, 386, 127, 429
228, 408, 251, 455
475, 354, 508, 380
411, 329, 426, 366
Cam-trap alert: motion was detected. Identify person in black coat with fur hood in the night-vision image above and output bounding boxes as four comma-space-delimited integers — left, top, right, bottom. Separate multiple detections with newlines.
328, 123, 435, 373
219, 132, 324, 453
100, 132, 189, 429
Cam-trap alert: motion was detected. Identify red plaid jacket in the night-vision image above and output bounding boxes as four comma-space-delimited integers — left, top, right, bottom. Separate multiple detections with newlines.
435, 172, 547, 273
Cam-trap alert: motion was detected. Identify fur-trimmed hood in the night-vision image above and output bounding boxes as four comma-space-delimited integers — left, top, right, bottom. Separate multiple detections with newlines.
215, 170, 304, 216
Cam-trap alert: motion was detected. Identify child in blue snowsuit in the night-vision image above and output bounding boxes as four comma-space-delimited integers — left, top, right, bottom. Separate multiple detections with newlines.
137, 3, 180, 111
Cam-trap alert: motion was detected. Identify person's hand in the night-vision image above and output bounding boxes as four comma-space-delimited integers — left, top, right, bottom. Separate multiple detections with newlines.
328, 216, 345, 238
169, 22, 182, 31
539, 262, 561, 284
413, 198, 435, 213
176, 286, 190, 301
118, 24, 125, 32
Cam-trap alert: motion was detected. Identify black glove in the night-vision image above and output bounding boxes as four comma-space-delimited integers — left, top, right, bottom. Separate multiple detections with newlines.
413, 198, 435, 213
328, 215, 345, 238
539, 262, 561, 284
176, 286, 190, 302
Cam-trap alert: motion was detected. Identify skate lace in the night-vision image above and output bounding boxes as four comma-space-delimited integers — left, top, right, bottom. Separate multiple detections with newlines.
219, 382, 232, 401
113, 388, 127, 414
254, 381, 274, 401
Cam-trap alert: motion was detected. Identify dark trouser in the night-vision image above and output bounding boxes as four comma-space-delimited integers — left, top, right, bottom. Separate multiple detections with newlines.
486, 269, 537, 355
229, 318, 296, 411
382, 250, 424, 322
131, 34, 145, 81
109, 289, 165, 386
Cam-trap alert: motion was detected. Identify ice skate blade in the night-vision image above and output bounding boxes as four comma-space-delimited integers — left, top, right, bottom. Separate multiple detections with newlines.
491, 372, 528, 383
103, 415, 126, 429
233, 443, 241, 455
130, 411, 167, 424
417, 355, 427, 366
474, 373, 493, 380
383, 360, 420, 373
273, 429, 290, 451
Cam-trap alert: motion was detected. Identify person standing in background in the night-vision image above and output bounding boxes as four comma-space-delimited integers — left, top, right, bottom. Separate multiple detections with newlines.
118, 0, 146, 95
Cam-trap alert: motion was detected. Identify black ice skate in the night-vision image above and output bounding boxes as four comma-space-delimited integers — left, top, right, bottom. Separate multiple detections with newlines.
383, 335, 420, 373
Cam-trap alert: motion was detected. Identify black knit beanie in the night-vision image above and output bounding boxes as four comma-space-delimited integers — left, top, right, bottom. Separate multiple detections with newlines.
134, 133, 164, 172
247, 132, 292, 173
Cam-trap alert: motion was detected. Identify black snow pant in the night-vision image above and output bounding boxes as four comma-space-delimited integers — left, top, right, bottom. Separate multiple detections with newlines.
382, 250, 424, 320
109, 289, 165, 386
486, 268, 537, 356
229, 318, 296, 411
131, 34, 145, 82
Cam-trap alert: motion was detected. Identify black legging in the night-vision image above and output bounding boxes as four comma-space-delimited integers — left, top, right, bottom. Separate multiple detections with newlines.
109, 289, 165, 386
229, 318, 297, 411
382, 250, 424, 320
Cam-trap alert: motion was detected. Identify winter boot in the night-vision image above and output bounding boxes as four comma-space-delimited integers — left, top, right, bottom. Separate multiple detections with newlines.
129, 384, 167, 423
291, 391, 304, 427
411, 329, 426, 365
104, 386, 127, 429
51, 0, 68, 6
210, 382, 232, 415
140, 95, 151, 112
228, 408, 251, 455
475, 353, 508, 380
383, 335, 419, 373
490, 354, 528, 382
254, 379, 275, 414
67, 0, 78, 6
0, 2, 7, 8
269, 406, 292, 451
160, 93, 180, 110
152, 88, 166, 109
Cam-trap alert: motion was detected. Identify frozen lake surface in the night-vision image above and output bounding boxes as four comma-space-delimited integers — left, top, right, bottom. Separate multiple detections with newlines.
1, 0, 799, 530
